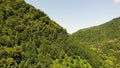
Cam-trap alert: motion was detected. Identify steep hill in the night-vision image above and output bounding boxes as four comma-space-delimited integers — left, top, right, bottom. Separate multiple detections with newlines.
0, 0, 94, 68
72, 17, 120, 67
1, 0, 119, 68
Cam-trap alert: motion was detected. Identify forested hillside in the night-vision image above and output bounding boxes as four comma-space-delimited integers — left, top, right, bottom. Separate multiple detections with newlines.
0, 0, 120, 68
0, 0, 93, 68
72, 17, 120, 68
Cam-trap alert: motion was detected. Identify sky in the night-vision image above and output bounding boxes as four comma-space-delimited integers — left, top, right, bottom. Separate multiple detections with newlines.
25, 0, 120, 34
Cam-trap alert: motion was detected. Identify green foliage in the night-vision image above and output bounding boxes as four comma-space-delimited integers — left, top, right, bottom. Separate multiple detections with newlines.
50, 55, 92, 68
72, 17, 120, 68
0, 0, 68, 67
0, 0, 119, 68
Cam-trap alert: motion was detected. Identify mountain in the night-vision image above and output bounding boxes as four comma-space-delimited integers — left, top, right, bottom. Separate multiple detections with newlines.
0, 0, 119, 68
0, 0, 93, 68
72, 17, 120, 68
72, 17, 120, 44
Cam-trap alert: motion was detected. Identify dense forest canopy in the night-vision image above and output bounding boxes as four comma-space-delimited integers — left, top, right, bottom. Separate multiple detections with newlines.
72, 17, 120, 68
0, 0, 120, 68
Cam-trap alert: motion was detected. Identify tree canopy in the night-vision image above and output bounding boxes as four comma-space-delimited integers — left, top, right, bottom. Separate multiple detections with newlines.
0, 0, 120, 68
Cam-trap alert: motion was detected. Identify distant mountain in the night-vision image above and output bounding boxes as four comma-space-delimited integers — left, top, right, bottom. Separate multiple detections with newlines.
72, 17, 120, 68
72, 17, 120, 44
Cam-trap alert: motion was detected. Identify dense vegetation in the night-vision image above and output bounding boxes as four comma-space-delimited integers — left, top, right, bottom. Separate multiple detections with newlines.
0, 0, 119, 68
72, 17, 120, 68
0, 0, 92, 68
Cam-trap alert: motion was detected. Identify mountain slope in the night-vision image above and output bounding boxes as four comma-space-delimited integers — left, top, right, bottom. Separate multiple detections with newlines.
0, 0, 93, 68
0, 0, 67, 67
72, 17, 120, 67
1, 0, 119, 68
72, 17, 120, 44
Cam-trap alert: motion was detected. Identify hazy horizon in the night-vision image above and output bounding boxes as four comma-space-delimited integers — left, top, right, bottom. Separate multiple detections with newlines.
25, 0, 120, 33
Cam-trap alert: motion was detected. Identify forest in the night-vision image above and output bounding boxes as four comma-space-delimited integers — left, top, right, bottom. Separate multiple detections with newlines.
0, 0, 120, 68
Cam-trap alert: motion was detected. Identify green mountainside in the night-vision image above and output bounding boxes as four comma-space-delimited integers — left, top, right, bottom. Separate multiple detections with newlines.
72, 17, 120, 68
72, 17, 120, 44
0, 0, 93, 68
0, 0, 120, 68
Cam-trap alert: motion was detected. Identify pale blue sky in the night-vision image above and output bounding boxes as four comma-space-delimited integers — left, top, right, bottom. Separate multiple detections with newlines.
25, 0, 120, 33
